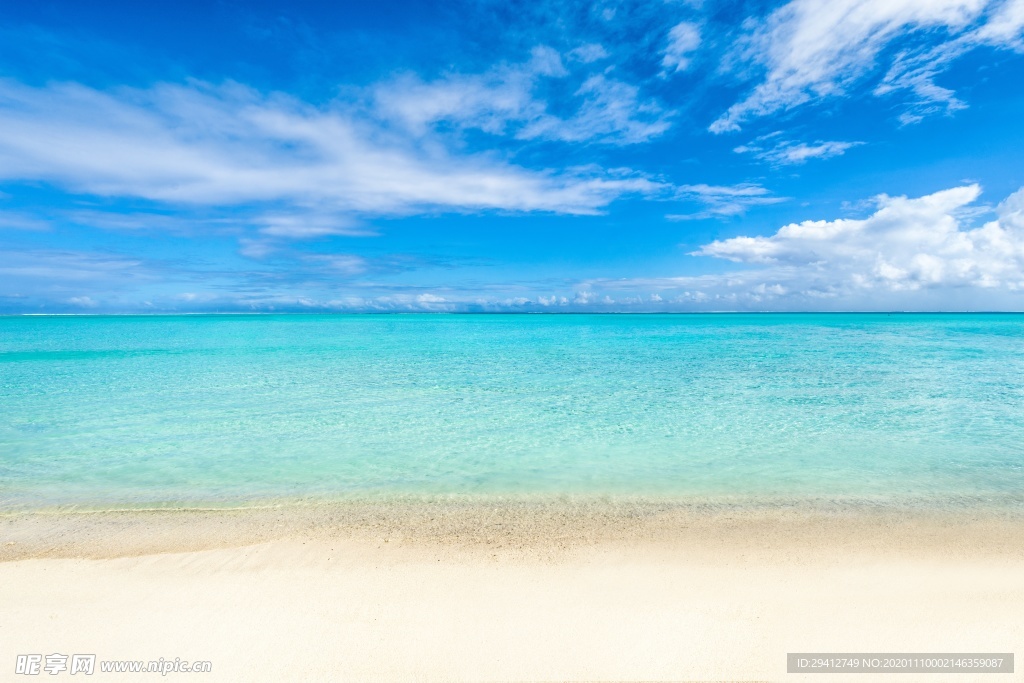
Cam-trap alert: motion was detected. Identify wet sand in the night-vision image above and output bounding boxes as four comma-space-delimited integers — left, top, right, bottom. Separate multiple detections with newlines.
1, 499, 1022, 681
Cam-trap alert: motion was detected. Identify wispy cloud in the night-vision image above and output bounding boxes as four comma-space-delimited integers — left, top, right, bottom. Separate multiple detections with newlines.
734, 135, 863, 165
568, 43, 610, 63
10, 182, 1023, 313
371, 47, 558, 137
306, 254, 369, 277
373, 48, 672, 145
667, 183, 786, 219
0, 78, 664, 224
0, 212, 51, 231
876, 0, 1024, 124
710, 0, 1024, 133
518, 74, 672, 144
661, 22, 702, 73
254, 213, 370, 238
0, 249, 148, 284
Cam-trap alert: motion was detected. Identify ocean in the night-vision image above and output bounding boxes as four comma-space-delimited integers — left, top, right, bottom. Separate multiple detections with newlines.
1, 313, 1022, 510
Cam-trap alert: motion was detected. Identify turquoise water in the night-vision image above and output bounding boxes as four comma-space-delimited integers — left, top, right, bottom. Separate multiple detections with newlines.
1, 313, 1023, 510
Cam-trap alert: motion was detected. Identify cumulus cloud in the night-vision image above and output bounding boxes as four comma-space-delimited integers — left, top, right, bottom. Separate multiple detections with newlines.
0, 79, 664, 223
574, 290, 599, 304
413, 293, 455, 311
694, 184, 1024, 296
734, 135, 863, 165
67, 296, 98, 308
711, 0, 1024, 132
562, 185, 1024, 311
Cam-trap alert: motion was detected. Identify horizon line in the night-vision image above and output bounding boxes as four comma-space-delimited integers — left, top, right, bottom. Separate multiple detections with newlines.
5, 310, 1024, 317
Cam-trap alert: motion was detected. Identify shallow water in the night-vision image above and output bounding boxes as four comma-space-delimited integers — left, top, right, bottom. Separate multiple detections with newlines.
1, 313, 1023, 510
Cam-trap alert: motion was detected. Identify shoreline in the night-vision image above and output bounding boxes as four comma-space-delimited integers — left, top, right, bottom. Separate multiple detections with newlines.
4, 496, 1023, 561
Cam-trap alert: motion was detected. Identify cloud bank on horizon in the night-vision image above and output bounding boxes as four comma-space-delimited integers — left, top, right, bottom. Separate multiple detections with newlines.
1, 0, 1023, 312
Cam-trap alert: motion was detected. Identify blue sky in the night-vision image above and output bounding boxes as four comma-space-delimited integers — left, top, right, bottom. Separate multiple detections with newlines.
1, 0, 1023, 312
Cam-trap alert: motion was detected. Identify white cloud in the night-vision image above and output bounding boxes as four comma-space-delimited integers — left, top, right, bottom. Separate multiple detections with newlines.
662, 22, 702, 73
256, 213, 368, 238
565, 184, 1024, 310
0, 249, 146, 283
711, 0, 1023, 132
667, 183, 786, 219
238, 238, 276, 260
734, 136, 863, 165
568, 44, 610, 63
876, 0, 1024, 123
371, 48, 556, 137
66, 208, 375, 241
574, 290, 598, 304
67, 211, 199, 233
518, 75, 672, 144
0, 79, 664, 223
315, 254, 368, 277
414, 293, 455, 311
694, 184, 1024, 297
977, 0, 1024, 43
0, 212, 50, 231
375, 51, 672, 146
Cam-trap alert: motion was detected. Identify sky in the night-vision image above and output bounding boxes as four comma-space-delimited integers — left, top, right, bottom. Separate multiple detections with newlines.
1, 0, 1023, 313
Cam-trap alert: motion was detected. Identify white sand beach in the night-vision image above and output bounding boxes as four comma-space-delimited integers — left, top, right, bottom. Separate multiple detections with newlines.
1, 502, 1022, 682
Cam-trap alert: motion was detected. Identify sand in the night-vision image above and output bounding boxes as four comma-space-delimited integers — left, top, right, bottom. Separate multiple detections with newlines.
1, 499, 1022, 682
